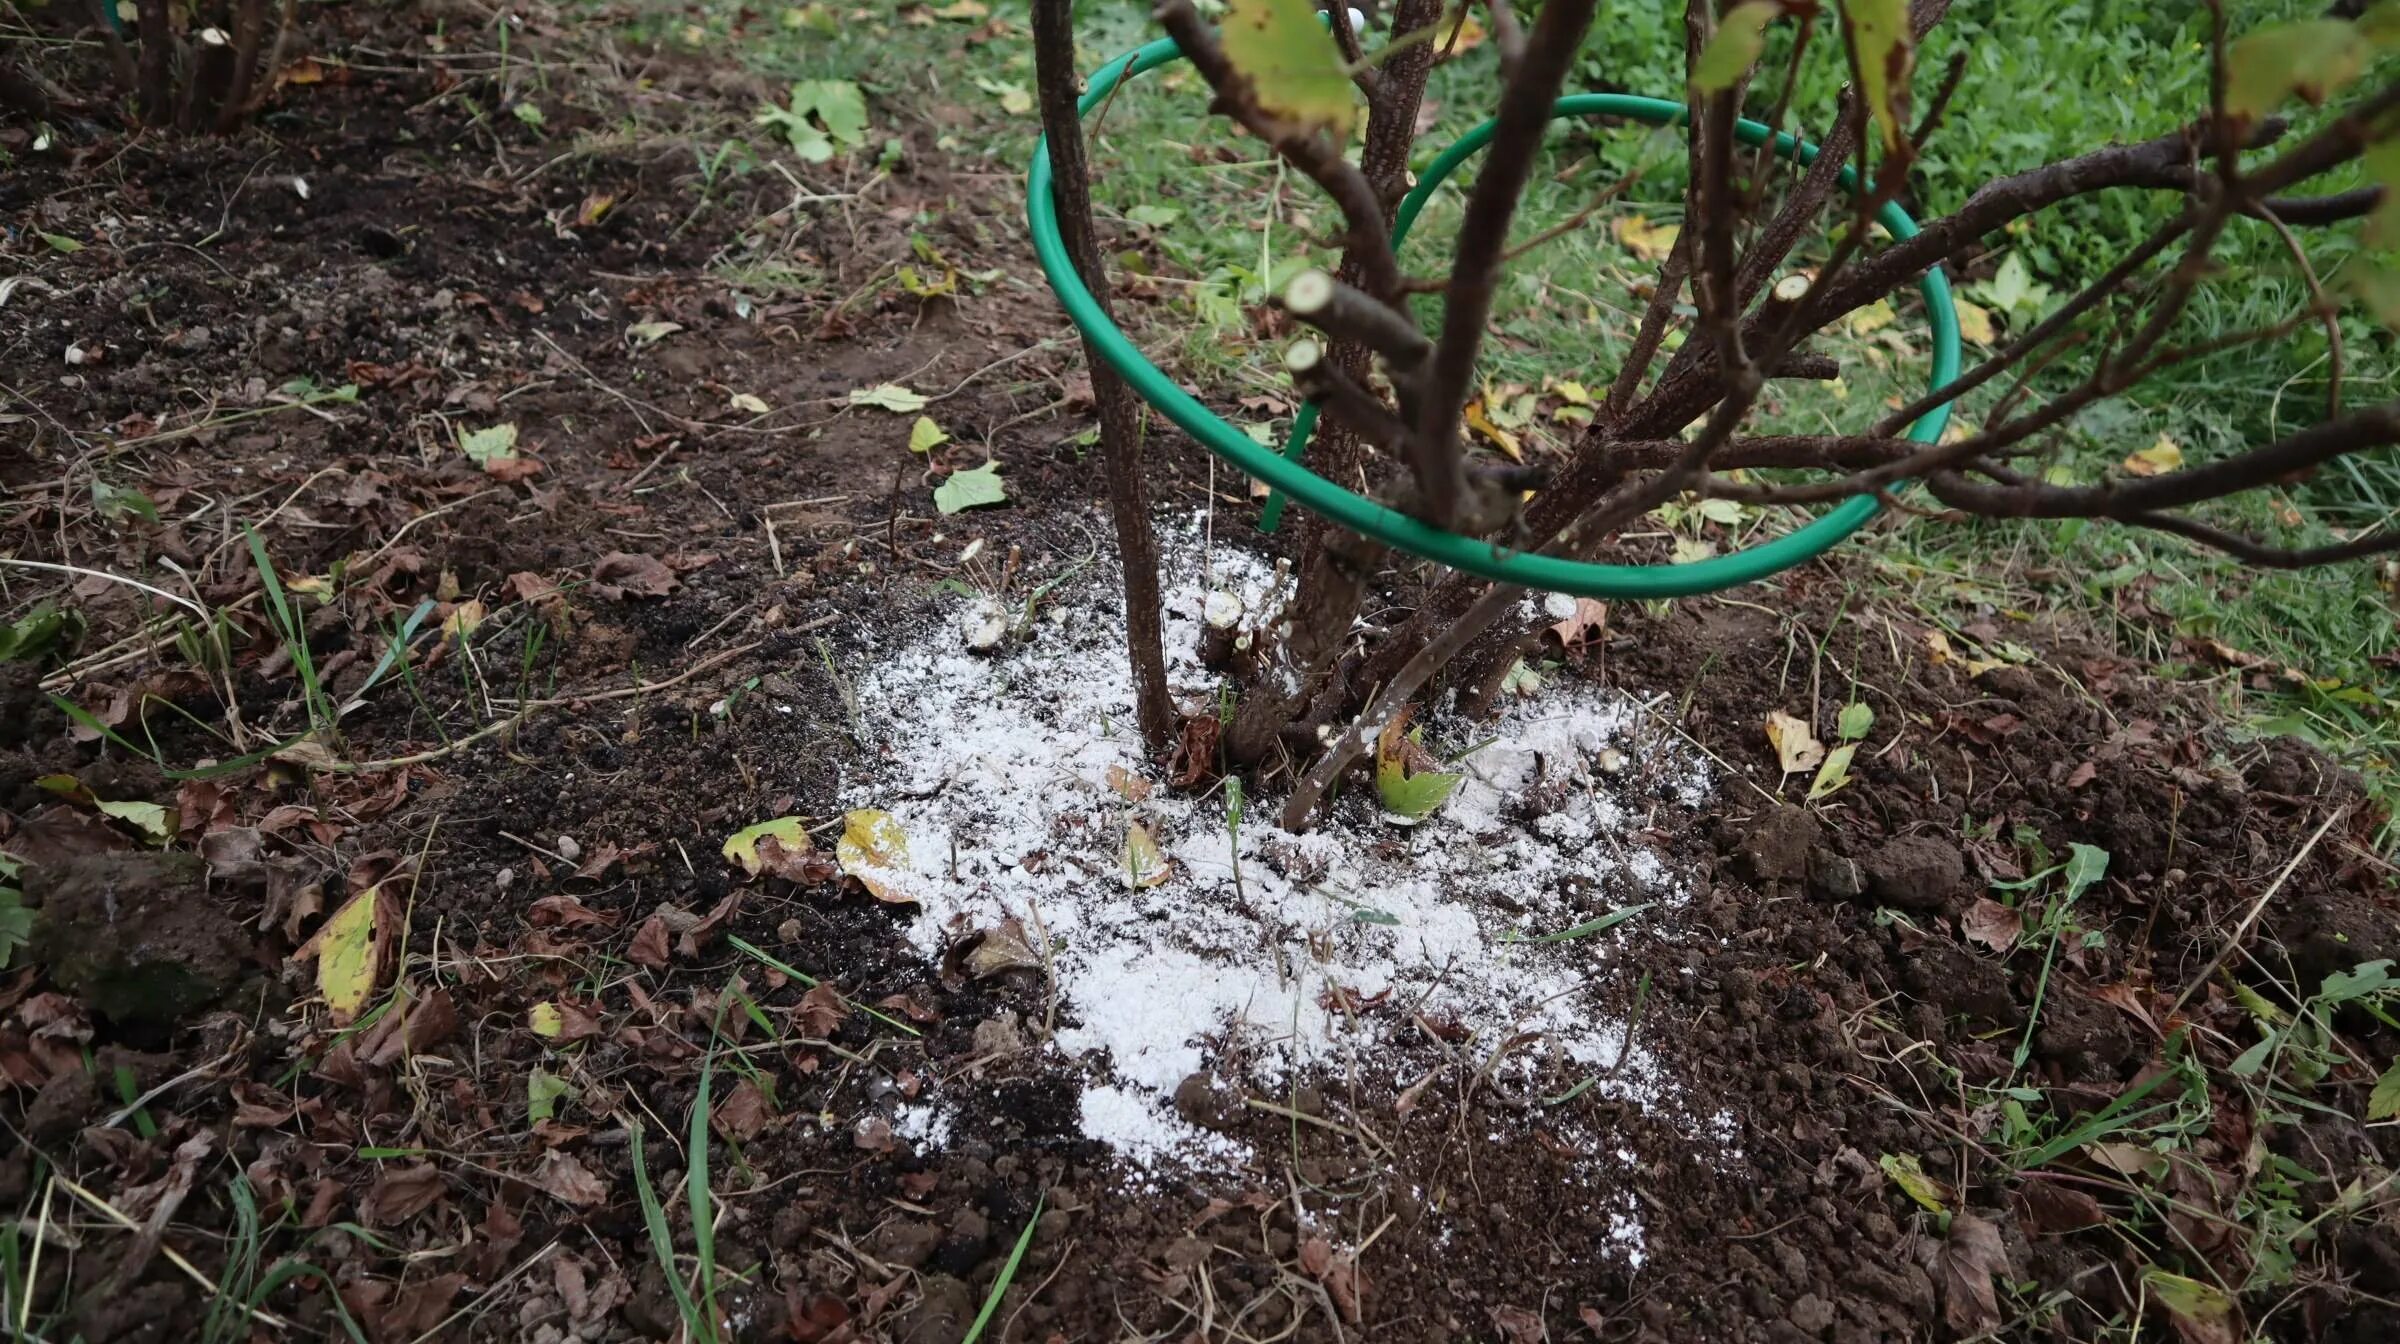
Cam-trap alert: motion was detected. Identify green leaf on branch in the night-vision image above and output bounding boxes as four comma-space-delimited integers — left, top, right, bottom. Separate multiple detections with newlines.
933, 462, 1008, 514
1219, 0, 1358, 138
1691, 3, 1778, 93
1841, 0, 1914, 154
2225, 19, 2370, 123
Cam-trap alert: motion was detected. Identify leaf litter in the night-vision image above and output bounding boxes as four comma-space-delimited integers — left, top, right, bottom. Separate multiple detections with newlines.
830, 518, 1730, 1262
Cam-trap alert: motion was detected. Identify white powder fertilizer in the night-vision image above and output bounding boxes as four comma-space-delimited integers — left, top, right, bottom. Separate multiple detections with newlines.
837, 519, 1722, 1261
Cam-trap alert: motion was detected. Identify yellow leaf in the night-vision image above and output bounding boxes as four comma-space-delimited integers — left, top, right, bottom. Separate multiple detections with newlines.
1219, 0, 1359, 138
723, 816, 812, 878
1879, 1152, 1952, 1213
1464, 398, 1523, 461
1952, 297, 1995, 346
837, 809, 917, 903
1436, 13, 1487, 59
2122, 432, 2184, 477
1848, 299, 1897, 336
1122, 821, 1172, 888
1612, 214, 1680, 262
440, 599, 486, 640
1552, 379, 1593, 406
1765, 710, 1826, 774
308, 886, 384, 1025
530, 1002, 565, 1038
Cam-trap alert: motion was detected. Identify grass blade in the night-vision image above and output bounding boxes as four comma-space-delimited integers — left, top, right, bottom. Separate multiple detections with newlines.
960, 1191, 1045, 1344
1503, 902, 1654, 944
626, 1122, 704, 1336
726, 936, 921, 1036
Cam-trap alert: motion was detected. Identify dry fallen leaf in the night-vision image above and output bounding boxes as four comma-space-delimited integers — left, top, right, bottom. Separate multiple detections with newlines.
1959, 898, 2023, 953
1764, 710, 1826, 774
1936, 1212, 2007, 1334
1612, 214, 1680, 261
534, 1150, 608, 1207
628, 914, 672, 969
589, 552, 678, 601
291, 884, 388, 1025
2122, 432, 2185, 477
836, 809, 916, 903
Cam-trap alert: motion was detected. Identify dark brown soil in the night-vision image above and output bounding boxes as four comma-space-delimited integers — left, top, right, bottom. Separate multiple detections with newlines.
4, 15, 2398, 1344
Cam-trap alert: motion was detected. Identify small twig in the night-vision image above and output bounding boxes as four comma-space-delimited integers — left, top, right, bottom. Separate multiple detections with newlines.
2165, 806, 2345, 1020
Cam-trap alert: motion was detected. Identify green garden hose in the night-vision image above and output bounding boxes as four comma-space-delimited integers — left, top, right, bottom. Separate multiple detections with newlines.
1027, 34, 1960, 600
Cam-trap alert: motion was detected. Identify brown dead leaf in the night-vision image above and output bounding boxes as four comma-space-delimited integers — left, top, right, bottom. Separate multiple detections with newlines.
528, 894, 618, 929
1547, 597, 1609, 648
1936, 1211, 2007, 1333
677, 892, 741, 957
403, 987, 461, 1056
1959, 898, 2023, 953
787, 1291, 853, 1344
628, 914, 672, 968
361, 1164, 447, 1227
590, 552, 678, 601
1490, 1304, 1544, 1342
853, 1114, 898, 1154
796, 983, 848, 1037
483, 456, 545, 484
534, 1150, 607, 1207
2014, 1177, 2106, 1234
713, 1078, 777, 1142
383, 1272, 467, 1341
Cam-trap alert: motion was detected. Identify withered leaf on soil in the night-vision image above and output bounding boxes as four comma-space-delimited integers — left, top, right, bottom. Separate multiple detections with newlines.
534, 1150, 608, 1207
787, 1291, 852, 1344
628, 914, 672, 968
1959, 898, 2023, 952
383, 1272, 468, 1340
361, 1163, 447, 1227
678, 892, 742, 957
966, 921, 1043, 979
836, 810, 916, 903
528, 893, 618, 929
589, 552, 678, 600
1936, 1211, 2008, 1333
713, 1077, 777, 1142
796, 982, 848, 1037
1764, 710, 1827, 774
2015, 1177, 2107, 1234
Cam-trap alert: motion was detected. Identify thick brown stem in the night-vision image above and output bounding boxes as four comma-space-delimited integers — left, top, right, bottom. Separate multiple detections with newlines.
1412, 0, 1603, 528
1035, 0, 1175, 754
87, 0, 140, 98
218, 0, 270, 132
1293, 0, 1444, 578
133, 0, 172, 124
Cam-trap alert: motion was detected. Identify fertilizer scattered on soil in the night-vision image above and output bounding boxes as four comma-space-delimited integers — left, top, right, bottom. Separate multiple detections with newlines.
839, 521, 1722, 1257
